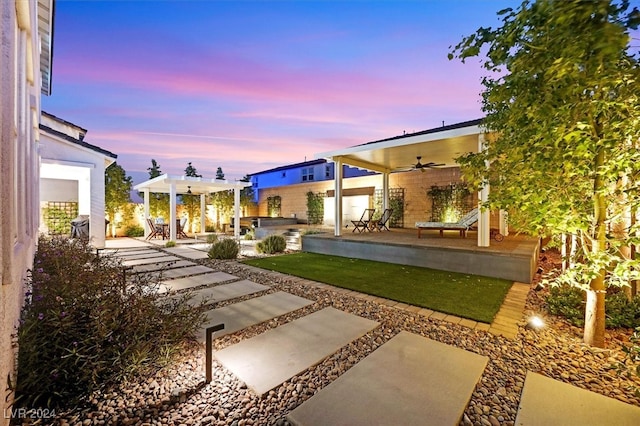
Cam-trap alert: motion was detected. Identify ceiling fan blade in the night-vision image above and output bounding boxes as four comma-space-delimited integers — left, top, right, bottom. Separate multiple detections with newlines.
423, 162, 445, 168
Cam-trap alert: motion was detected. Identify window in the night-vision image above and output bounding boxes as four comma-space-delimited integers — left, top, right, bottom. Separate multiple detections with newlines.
282, 171, 286, 178
325, 165, 331, 179
302, 167, 314, 182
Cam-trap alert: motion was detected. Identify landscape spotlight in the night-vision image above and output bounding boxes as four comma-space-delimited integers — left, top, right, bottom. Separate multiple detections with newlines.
526, 315, 545, 330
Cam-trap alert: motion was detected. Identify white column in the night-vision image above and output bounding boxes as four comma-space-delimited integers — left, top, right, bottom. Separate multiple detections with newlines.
234, 187, 241, 239
334, 159, 343, 236
200, 193, 206, 233
169, 183, 177, 241
382, 172, 389, 211
143, 188, 150, 237
499, 210, 508, 236
478, 133, 490, 247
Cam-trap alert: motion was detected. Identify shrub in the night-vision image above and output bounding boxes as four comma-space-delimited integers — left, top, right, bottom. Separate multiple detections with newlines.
546, 284, 585, 326
256, 235, 287, 254
165, 241, 176, 248
124, 224, 144, 237
606, 292, 640, 329
206, 233, 218, 244
546, 285, 640, 329
208, 238, 239, 259
244, 231, 254, 241
205, 225, 217, 232
15, 236, 206, 410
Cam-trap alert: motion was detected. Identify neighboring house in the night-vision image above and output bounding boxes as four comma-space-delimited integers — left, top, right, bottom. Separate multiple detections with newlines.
248, 159, 378, 221
0, 0, 54, 421
39, 112, 117, 248
249, 159, 375, 198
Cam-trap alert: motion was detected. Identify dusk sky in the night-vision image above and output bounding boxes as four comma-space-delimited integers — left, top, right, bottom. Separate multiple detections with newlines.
42, 0, 517, 183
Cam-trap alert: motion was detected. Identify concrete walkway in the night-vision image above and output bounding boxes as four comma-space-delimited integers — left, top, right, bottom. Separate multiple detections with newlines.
214, 307, 379, 395
287, 331, 488, 426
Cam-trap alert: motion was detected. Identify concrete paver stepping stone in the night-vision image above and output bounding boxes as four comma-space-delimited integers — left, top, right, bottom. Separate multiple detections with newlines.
159, 265, 213, 279
159, 272, 238, 293
287, 331, 488, 426
131, 260, 195, 273
108, 250, 163, 259
184, 280, 268, 306
122, 255, 181, 266
515, 372, 640, 425
198, 291, 314, 341
161, 246, 211, 260
214, 307, 379, 396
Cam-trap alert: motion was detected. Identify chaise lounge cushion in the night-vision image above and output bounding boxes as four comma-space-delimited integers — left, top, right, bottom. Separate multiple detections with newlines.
415, 208, 479, 238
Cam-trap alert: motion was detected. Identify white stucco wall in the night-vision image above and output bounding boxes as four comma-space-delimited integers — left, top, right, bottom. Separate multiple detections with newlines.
0, 1, 45, 422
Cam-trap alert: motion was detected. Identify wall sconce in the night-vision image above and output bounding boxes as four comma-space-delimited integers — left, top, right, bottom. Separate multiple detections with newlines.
187, 186, 192, 194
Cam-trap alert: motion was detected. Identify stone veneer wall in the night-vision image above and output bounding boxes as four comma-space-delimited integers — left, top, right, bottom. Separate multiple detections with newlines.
255, 167, 500, 228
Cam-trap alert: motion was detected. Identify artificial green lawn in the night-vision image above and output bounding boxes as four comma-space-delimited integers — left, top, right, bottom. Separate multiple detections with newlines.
243, 252, 513, 323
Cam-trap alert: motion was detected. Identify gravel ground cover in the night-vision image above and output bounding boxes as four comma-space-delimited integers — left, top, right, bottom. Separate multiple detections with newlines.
43, 252, 640, 426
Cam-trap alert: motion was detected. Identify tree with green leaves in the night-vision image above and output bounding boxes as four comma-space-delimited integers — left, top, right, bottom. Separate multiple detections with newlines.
144, 159, 169, 220
181, 162, 202, 232
450, 0, 640, 347
105, 162, 133, 237
239, 174, 256, 216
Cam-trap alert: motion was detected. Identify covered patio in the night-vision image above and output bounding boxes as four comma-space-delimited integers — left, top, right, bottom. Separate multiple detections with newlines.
310, 119, 539, 282
133, 174, 249, 242
315, 119, 504, 248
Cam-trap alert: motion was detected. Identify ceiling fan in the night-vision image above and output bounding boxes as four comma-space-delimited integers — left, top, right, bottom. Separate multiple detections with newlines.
407, 156, 444, 172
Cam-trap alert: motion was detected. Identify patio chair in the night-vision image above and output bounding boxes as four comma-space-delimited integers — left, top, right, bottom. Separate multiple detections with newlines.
145, 218, 163, 240
373, 208, 393, 232
351, 208, 375, 233
176, 218, 189, 239
415, 208, 479, 238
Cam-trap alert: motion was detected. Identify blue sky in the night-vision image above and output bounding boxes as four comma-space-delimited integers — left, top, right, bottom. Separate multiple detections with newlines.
43, 0, 517, 182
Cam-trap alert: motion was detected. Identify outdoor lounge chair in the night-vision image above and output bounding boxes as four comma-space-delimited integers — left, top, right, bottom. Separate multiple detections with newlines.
415, 208, 479, 238
373, 208, 393, 232
351, 208, 375, 233
145, 218, 163, 240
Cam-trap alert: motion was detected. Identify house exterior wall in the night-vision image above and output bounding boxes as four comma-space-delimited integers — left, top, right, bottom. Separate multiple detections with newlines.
39, 119, 113, 248
250, 160, 375, 202
0, 0, 45, 421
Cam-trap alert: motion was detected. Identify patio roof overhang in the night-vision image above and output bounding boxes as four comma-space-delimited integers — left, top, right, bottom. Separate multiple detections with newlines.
133, 174, 249, 194
315, 119, 484, 173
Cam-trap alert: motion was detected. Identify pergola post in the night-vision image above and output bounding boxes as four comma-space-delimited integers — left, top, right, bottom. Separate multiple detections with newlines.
234, 187, 240, 239
143, 188, 150, 237
334, 158, 343, 236
169, 182, 177, 241
200, 193, 206, 233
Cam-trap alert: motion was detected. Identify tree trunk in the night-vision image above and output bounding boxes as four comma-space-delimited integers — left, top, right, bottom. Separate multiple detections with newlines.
584, 150, 607, 347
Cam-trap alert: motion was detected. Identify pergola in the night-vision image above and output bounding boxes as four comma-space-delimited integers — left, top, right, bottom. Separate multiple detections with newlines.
315, 119, 506, 247
133, 174, 250, 241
